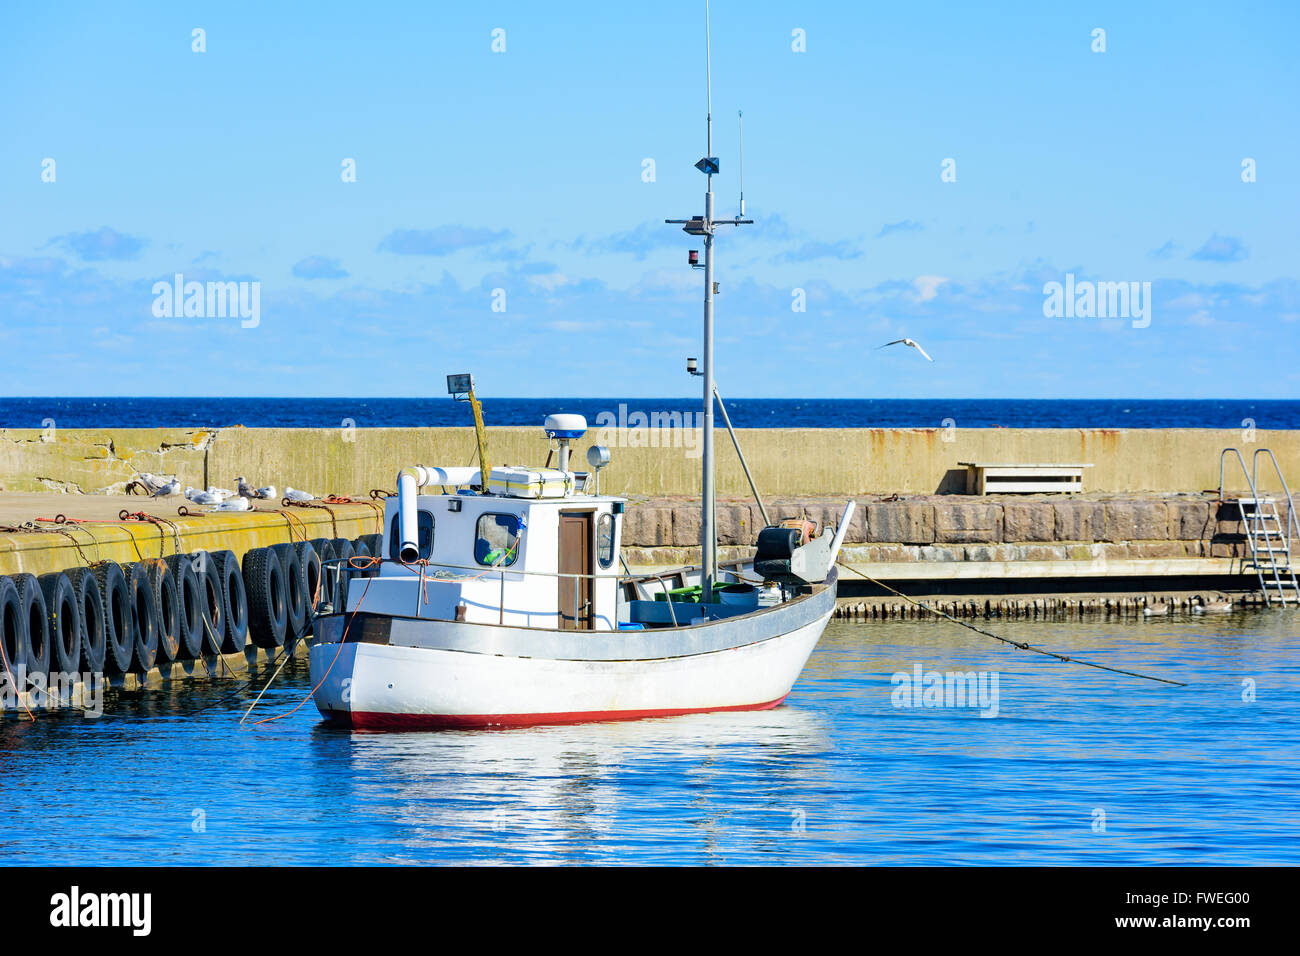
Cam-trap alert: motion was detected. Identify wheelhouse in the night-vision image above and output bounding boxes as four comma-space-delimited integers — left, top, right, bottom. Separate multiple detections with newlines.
363, 487, 627, 631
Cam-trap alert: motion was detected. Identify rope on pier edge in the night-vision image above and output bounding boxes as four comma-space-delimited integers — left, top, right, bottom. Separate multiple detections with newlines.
835, 559, 1188, 687
2, 521, 104, 567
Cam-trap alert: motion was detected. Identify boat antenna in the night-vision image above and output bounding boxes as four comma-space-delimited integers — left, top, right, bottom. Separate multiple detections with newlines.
665, 0, 752, 597
737, 109, 744, 218
705, 0, 712, 156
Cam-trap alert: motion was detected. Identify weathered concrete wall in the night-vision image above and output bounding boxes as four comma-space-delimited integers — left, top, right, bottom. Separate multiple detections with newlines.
618, 493, 1295, 569
2, 426, 1298, 497
0, 429, 214, 494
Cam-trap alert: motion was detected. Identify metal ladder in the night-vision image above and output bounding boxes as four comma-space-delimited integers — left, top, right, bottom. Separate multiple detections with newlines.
1220, 448, 1300, 606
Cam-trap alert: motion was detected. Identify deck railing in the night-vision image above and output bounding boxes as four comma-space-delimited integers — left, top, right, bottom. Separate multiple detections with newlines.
318, 555, 754, 628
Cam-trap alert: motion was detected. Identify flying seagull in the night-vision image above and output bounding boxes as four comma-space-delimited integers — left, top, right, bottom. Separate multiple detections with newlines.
878, 338, 934, 362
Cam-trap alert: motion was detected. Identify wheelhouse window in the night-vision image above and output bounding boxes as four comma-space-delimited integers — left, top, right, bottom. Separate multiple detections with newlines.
389, 511, 434, 561
475, 513, 522, 567
596, 513, 615, 569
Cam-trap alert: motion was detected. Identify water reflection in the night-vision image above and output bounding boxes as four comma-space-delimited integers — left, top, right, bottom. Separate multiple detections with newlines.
309, 706, 832, 864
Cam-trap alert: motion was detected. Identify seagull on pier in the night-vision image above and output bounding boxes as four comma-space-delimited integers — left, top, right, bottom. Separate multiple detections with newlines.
237, 476, 277, 500
209, 496, 252, 512
185, 487, 224, 505
284, 487, 314, 502
878, 338, 934, 362
151, 478, 180, 498
133, 472, 177, 496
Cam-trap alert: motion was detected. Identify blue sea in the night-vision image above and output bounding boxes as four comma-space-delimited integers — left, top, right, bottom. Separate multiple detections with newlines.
3, 611, 1297, 865
0, 397, 1298, 430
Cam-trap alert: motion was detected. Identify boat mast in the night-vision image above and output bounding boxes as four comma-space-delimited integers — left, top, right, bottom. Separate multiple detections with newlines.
667, 0, 752, 596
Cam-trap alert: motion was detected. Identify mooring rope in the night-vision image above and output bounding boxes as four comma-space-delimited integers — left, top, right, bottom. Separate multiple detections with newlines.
836, 559, 1187, 687
237, 647, 294, 727
118, 510, 184, 557
0, 630, 36, 722
3, 521, 104, 567
240, 566, 381, 728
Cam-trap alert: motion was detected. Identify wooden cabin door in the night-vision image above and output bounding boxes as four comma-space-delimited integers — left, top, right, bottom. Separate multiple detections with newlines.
558, 511, 593, 630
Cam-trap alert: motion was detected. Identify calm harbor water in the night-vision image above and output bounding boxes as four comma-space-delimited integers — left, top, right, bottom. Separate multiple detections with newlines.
2, 612, 1298, 865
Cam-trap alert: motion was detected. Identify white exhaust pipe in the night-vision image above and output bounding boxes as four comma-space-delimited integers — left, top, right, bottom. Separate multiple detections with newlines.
396, 467, 425, 563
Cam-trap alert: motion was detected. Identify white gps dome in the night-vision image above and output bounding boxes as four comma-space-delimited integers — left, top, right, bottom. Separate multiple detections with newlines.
543, 414, 587, 440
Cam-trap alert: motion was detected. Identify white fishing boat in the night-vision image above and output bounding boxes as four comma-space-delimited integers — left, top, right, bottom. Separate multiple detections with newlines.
307, 3, 853, 729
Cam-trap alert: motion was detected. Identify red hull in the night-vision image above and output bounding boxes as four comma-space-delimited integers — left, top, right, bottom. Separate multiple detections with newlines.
321, 695, 789, 731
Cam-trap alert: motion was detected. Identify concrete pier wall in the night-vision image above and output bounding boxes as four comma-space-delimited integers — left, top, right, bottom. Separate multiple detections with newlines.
619, 492, 1295, 587
0, 496, 381, 577
2, 426, 1298, 497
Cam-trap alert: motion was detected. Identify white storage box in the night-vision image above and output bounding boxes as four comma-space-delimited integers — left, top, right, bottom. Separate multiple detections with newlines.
488, 466, 572, 499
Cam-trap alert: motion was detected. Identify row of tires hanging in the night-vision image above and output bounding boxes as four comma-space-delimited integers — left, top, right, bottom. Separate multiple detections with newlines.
0, 532, 383, 687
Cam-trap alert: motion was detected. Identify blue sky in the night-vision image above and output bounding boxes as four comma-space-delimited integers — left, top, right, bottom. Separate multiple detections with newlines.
0, 1, 1297, 398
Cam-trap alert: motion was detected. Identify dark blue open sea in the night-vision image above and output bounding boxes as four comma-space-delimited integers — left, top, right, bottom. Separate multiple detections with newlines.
3, 611, 1297, 865
0, 398, 1298, 430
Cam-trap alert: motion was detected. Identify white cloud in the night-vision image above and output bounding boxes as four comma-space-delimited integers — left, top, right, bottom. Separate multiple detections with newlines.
912, 275, 949, 302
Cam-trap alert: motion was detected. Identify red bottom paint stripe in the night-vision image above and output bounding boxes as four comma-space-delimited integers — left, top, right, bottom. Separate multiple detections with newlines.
321, 696, 789, 731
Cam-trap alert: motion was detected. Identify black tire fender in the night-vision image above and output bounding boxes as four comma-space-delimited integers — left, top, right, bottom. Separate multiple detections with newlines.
39, 572, 81, 677
270, 543, 307, 642
144, 558, 181, 664
213, 551, 248, 654
0, 576, 30, 684
66, 568, 107, 675
190, 551, 226, 656
124, 563, 160, 672
243, 548, 288, 649
164, 555, 206, 659
13, 573, 51, 682
93, 562, 134, 674
329, 539, 355, 611
295, 540, 323, 618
